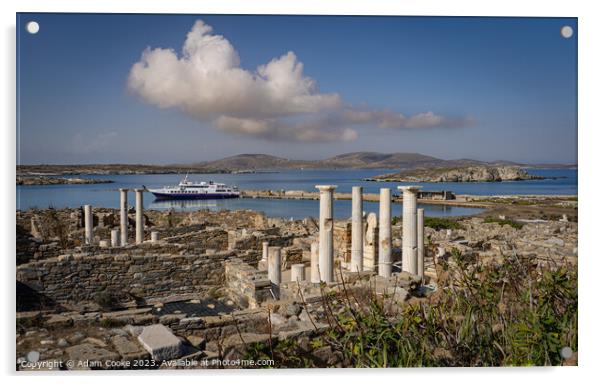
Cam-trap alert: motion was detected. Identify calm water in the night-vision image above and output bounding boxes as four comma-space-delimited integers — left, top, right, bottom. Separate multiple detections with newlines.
16, 168, 576, 219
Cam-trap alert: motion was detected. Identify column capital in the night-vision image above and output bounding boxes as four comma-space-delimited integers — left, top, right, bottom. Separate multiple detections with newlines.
315, 185, 337, 191
397, 185, 422, 193
134, 188, 145, 193
119, 188, 129, 192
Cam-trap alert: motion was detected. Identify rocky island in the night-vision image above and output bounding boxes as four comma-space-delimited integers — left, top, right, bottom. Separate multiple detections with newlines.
365, 166, 547, 183
16, 176, 114, 186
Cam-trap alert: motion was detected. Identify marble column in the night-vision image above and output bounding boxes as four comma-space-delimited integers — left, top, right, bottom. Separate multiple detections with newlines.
310, 242, 320, 283
417, 208, 425, 281
262, 241, 269, 263
119, 188, 128, 246
151, 231, 159, 243
315, 185, 336, 283
378, 188, 392, 277
110, 229, 119, 248
350, 186, 364, 273
84, 204, 93, 244
291, 264, 305, 282
398, 186, 421, 274
363, 212, 378, 271
268, 246, 282, 284
135, 188, 144, 244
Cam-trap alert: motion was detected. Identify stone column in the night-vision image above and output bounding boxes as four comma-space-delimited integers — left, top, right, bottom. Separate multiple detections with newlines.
151, 231, 159, 243
135, 188, 144, 244
310, 242, 320, 283
417, 208, 425, 282
84, 204, 93, 244
350, 186, 364, 273
119, 188, 128, 246
110, 229, 119, 247
268, 246, 282, 298
262, 241, 269, 263
363, 212, 378, 271
398, 186, 421, 274
315, 185, 336, 283
378, 188, 392, 277
291, 264, 305, 282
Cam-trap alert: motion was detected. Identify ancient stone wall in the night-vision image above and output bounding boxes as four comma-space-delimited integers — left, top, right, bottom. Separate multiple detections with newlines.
16, 250, 260, 304
224, 259, 273, 309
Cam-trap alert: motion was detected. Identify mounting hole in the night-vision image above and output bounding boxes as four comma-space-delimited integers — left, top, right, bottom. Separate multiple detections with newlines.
26, 21, 39, 34
560, 25, 573, 39
560, 346, 573, 359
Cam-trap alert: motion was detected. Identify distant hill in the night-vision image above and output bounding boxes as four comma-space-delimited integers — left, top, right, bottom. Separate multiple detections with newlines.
200, 152, 527, 171
17, 153, 575, 175
199, 154, 308, 170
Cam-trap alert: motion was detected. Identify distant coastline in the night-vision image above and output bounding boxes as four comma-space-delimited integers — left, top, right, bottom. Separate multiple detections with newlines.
17, 152, 576, 176
16, 175, 114, 186
364, 166, 564, 183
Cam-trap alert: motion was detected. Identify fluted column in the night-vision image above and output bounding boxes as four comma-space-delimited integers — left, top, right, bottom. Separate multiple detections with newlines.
119, 188, 128, 246
378, 188, 392, 277
84, 205, 93, 244
316, 185, 336, 283
350, 186, 364, 273
398, 186, 421, 274
417, 208, 425, 282
135, 188, 144, 244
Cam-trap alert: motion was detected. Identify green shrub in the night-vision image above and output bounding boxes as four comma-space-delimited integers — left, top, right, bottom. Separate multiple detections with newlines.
392, 216, 462, 230
244, 251, 577, 367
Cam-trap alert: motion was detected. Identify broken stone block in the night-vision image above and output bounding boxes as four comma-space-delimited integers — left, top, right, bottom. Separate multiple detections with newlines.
111, 335, 149, 360
137, 324, 184, 361
45, 314, 73, 329
186, 335, 206, 350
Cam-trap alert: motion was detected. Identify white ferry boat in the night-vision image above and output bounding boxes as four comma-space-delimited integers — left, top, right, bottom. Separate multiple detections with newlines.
145, 176, 240, 200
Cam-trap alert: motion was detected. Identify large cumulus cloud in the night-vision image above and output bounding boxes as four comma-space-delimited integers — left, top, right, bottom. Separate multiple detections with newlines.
128, 20, 470, 142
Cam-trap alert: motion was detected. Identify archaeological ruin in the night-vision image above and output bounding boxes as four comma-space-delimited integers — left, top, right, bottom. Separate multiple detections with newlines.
15, 186, 578, 369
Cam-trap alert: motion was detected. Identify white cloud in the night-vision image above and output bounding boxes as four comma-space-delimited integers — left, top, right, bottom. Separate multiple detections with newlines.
128, 20, 470, 143
215, 116, 358, 142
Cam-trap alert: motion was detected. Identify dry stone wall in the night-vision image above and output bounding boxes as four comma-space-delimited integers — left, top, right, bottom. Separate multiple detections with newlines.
16, 250, 260, 304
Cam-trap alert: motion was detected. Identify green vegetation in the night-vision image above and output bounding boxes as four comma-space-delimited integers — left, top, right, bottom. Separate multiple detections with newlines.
245, 250, 577, 367
484, 217, 524, 230
392, 216, 463, 230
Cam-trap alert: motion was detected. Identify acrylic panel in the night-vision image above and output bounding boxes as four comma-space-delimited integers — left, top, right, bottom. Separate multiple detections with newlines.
16, 13, 577, 370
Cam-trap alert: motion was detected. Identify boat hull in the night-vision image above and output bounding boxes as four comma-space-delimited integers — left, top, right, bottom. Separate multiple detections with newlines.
150, 192, 240, 200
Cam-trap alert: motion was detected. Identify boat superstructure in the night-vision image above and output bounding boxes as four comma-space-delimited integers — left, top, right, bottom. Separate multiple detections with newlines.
146, 176, 240, 200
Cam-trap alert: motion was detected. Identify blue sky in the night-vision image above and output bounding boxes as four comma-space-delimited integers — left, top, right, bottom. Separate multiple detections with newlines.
17, 14, 577, 165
